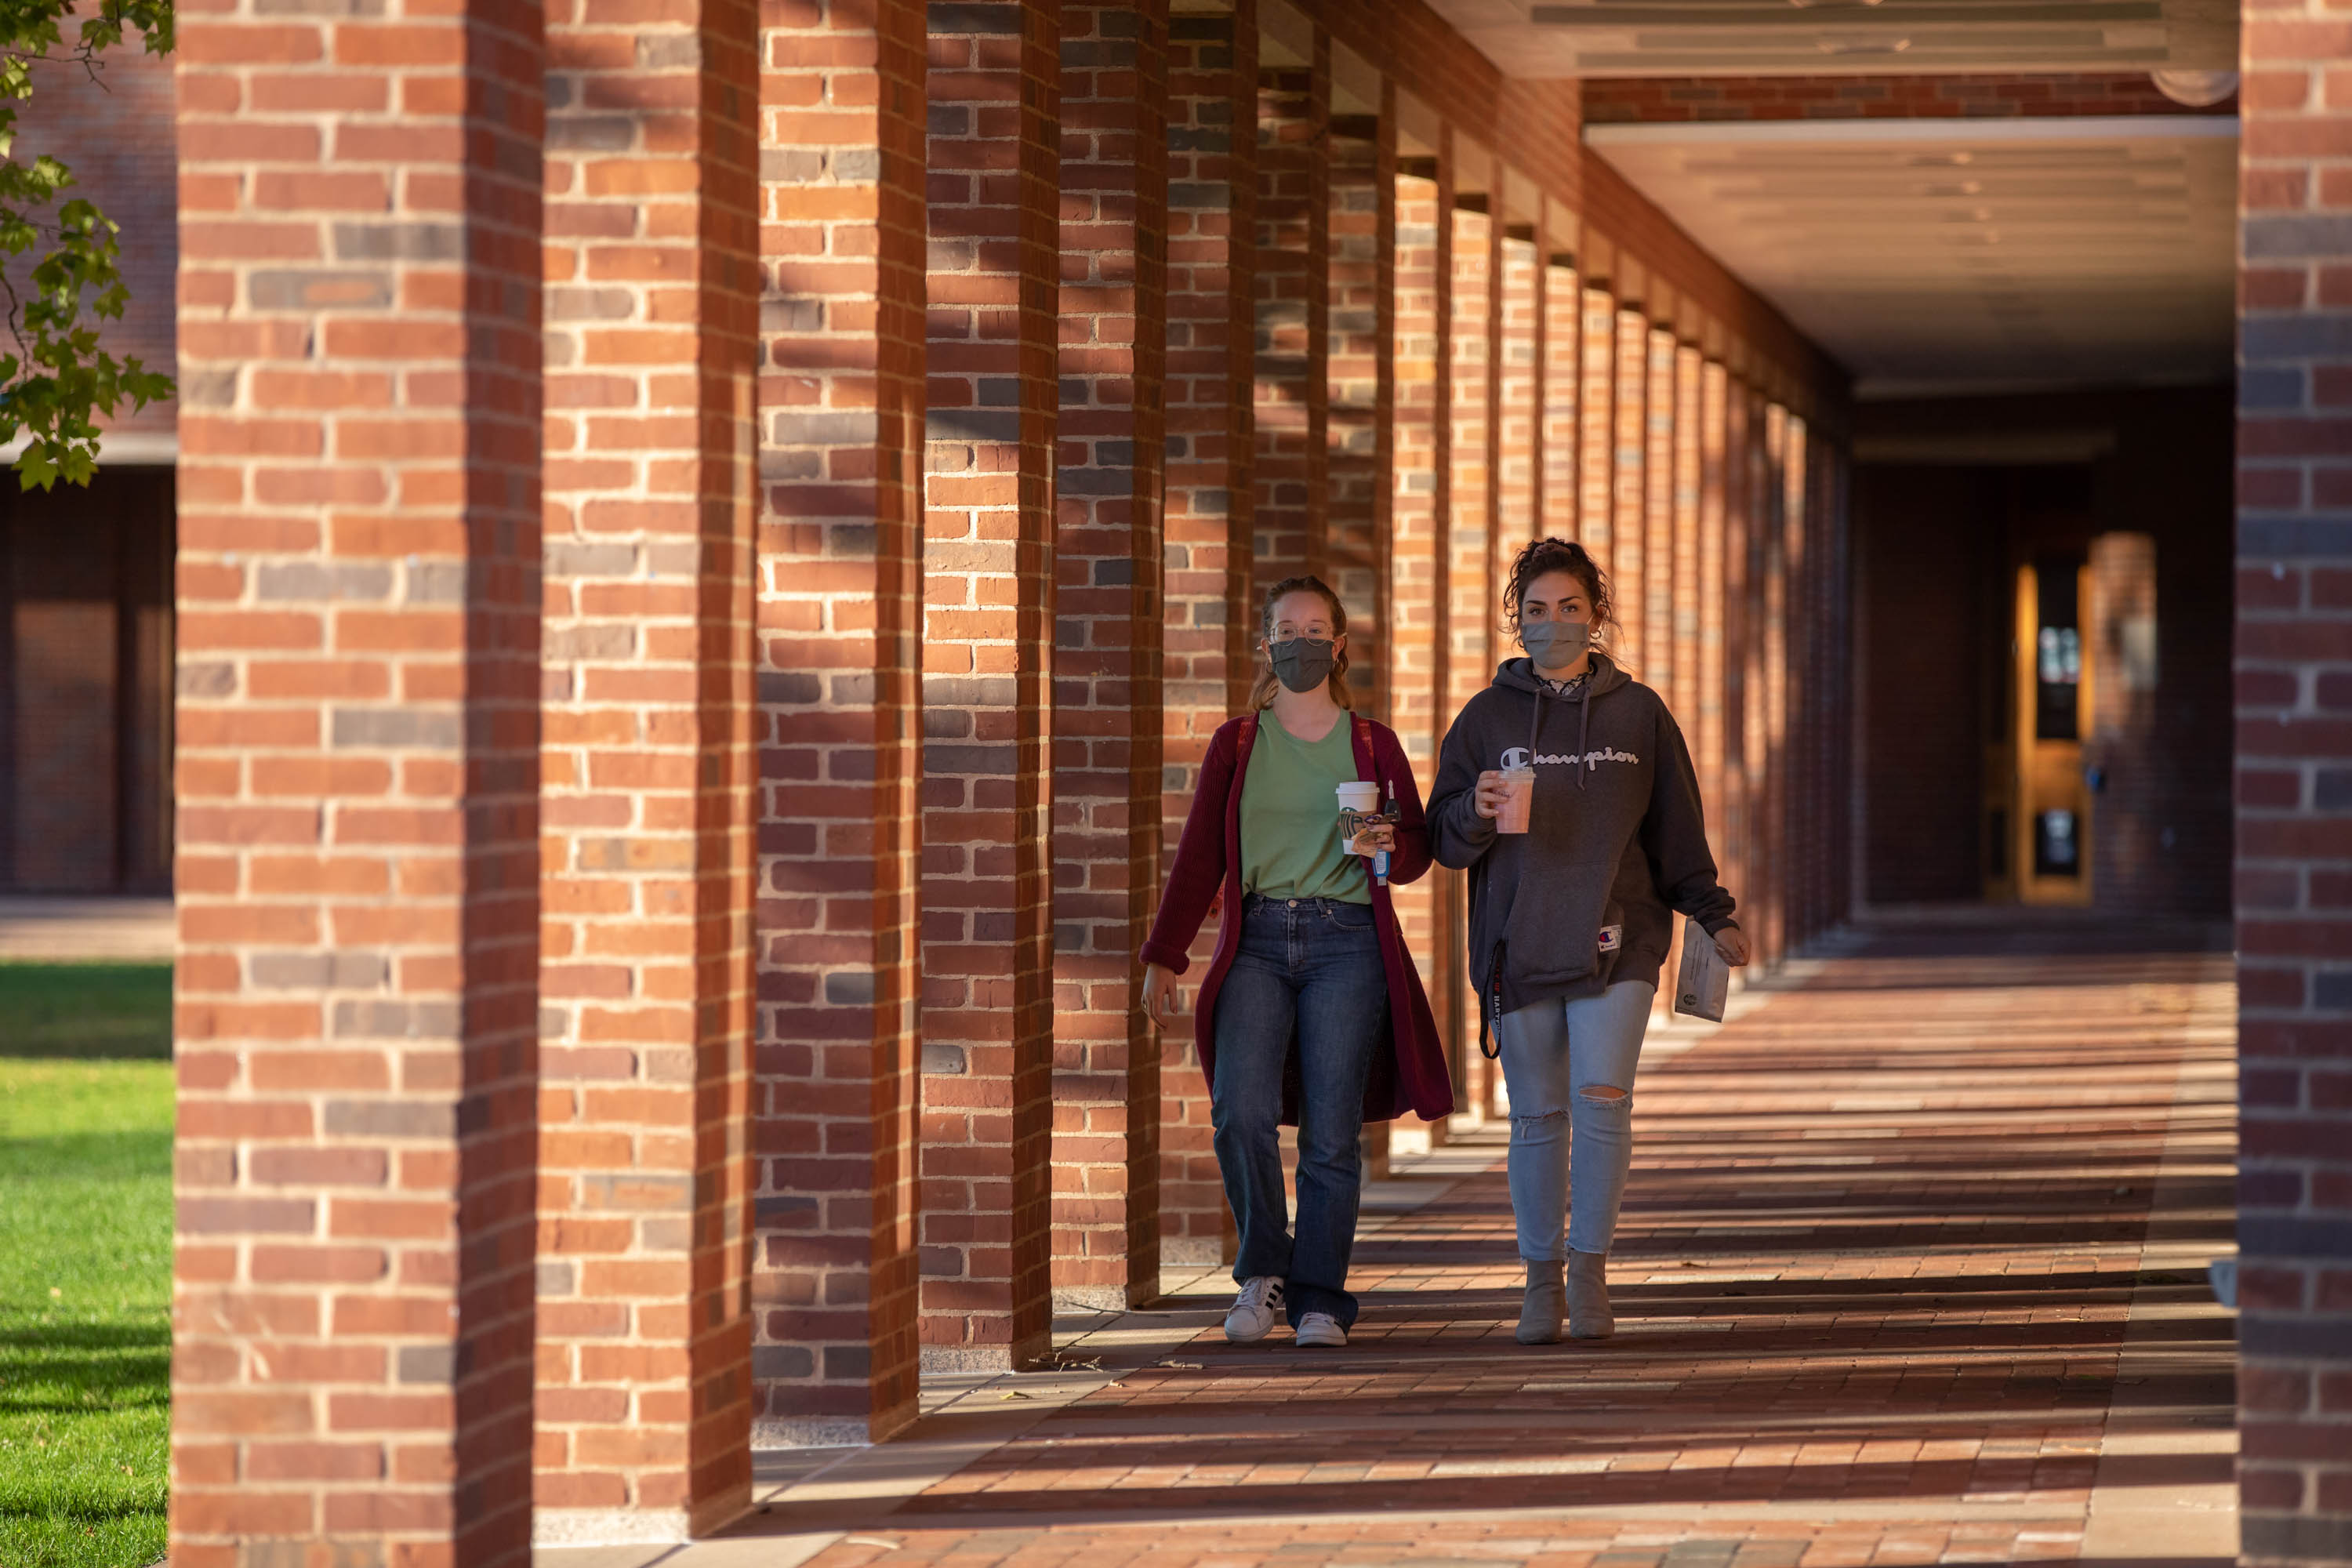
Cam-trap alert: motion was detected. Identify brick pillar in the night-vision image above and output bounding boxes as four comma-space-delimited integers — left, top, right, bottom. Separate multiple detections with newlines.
1780, 413, 1811, 946
1327, 111, 1391, 718
1052, 0, 1167, 1312
750, 0, 927, 1448
1250, 34, 1327, 590
535, 0, 760, 1532
1445, 189, 1494, 1120
1639, 325, 1674, 687
1159, 1, 1254, 1267
1388, 158, 1447, 1148
921, 0, 1059, 1371
1722, 377, 1755, 929
1671, 343, 1704, 741
1578, 282, 1617, 562
1541, 260, 1580, 539
1497, 232, 1538, 550
1759, 399, 1790, 967
170, 0, 543, 1556
1695, 358, 1730, 866
1611, 307, 1647, 662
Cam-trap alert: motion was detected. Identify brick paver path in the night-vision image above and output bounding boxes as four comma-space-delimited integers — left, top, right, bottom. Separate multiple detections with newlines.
673, 921, 2238, 1568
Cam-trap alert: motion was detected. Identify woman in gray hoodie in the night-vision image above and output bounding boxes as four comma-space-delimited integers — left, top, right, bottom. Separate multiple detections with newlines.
1428, 537, 1750, 1345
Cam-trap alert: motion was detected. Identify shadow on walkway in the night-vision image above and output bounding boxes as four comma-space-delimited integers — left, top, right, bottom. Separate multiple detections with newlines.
565, 918, 2240, 1568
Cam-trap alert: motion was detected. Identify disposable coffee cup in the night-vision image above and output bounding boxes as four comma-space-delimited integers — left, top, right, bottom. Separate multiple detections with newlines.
1335, 781, 1381, 853
1497, 766, 1535, 834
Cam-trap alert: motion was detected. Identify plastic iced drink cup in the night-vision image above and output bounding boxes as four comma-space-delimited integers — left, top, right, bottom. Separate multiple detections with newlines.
1335, 781, 1380, 853
1497, 766, 1535, 834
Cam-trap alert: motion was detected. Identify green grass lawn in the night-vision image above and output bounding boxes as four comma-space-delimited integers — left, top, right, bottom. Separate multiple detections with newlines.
0, 963, 172, 1568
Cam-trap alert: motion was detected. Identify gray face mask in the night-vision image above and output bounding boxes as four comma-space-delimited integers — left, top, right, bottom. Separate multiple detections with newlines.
1268, 637, 1337, 693
1521, 618, 1592, 672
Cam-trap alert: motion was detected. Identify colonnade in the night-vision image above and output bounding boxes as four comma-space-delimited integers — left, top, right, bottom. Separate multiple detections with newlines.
166, 0, 1852, 1556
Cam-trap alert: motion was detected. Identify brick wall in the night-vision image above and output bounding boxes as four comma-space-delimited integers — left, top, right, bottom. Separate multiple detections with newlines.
751, 0, 930, 1446
1582, 71, 2239, 125
1326, 118, 1391, 717
170, 0, 545, 1559
2232, 9, 2352, 1548
1051, 0, 1168, 1312
920, 0, 1060, 1371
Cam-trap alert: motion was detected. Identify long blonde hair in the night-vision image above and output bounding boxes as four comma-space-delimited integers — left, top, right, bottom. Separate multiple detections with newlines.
1248, 575, 1356, 711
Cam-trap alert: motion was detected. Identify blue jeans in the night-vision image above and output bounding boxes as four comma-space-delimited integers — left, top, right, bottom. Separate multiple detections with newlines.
1494, 981, 1655, 1260
1210, 895, 1388, 1327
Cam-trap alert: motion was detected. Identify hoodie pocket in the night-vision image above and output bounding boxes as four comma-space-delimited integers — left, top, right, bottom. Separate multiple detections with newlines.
1490, 862, 1621, 1011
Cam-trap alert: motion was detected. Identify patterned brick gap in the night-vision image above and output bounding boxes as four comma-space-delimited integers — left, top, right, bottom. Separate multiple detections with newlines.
1250, 37, 1329, 593
1386, 160, 1448, 1153
169, 0, 543, 1555
1581, 71, 2239, 125
2235, 9, 2352, 1553
1051, 0, 1169, 1313
920, 0, 1061, 1371
1325, 109, 1391, 722
1158, 0, 1256, 1267
535, 0, 762, 1531
751, 0, 930, 1448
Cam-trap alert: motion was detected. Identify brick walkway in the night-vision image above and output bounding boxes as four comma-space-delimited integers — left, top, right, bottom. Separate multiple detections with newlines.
544, 919, 2238, 1568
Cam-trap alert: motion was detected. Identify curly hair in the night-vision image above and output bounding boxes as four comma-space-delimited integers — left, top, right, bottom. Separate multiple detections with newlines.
1501, 536, 1617, 655
1249, 575, 1356, 710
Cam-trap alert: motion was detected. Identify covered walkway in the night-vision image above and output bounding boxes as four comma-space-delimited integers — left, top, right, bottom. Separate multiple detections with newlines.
562, 917, 2238, 1568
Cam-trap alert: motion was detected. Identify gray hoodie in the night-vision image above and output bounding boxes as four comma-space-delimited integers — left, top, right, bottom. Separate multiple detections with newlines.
1428, 652, 1738, 1032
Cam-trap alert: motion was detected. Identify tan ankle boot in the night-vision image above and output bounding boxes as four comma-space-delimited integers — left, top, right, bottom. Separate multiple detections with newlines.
1566, 1249, 1614, 1339
1515, 1259, 1566, 1345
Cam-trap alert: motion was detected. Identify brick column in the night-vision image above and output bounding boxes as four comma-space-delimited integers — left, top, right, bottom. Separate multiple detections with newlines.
1696, 358, 1730, 866
1780, 413, 1811, 947
1446, 187, 1494, 1119
1327, 111, 1391, 717
1388, 157, 1447, 1148
922, 0, 1059, 1370
1541, 260, 1580, 539
1722, 377, 1755, 927
1250, 33, 1327, 590
1159, 1, 1254, 1266
535, 0, 760, 1535
1497, 232, 1538, 549
1671, 343, 1704, 739
170, 0, 543, 1557
1612, 306, 1647, 660
1052, 0, 1167, 1312
1578, 281, 1617, 562
750, 0, 927, 1449
1642, 326, 1678, 692
1759, 399, 1790, 967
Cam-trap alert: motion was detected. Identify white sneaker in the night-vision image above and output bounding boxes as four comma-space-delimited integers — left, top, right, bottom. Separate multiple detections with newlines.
1294, 1311, 1347, 1348
1225, 1276, 1283, 1343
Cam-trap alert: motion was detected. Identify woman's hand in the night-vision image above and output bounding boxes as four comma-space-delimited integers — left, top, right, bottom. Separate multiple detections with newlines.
1472, 770, 1512, 820
1142, 962, 1181, 1028
1712, 926, 1751, 967
1352, 822, 1396, 859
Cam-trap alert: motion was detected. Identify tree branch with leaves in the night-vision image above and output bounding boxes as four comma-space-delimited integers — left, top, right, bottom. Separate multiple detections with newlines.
0, 0, 173, 489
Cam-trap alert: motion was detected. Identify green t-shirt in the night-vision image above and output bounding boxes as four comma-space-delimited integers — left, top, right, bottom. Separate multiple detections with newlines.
1240, 713, 1370, 905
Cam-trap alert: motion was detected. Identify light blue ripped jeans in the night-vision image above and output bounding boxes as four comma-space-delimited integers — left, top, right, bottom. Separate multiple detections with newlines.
1494, 981, 1656, 1260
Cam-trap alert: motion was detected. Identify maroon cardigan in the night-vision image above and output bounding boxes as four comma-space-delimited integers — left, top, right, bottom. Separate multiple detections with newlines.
1139, 711, 1455, 1125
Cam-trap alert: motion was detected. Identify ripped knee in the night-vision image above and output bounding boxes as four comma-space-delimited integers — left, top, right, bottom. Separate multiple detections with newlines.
1577, 1084, 1629, 1105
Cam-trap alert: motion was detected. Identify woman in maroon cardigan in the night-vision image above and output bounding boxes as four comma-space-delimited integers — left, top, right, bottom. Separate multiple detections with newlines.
1141, 575, 1453, 1350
